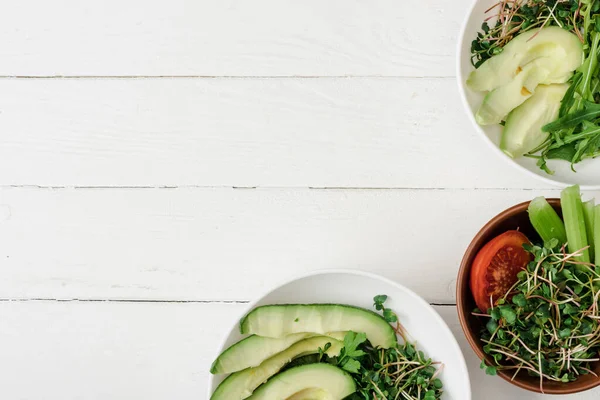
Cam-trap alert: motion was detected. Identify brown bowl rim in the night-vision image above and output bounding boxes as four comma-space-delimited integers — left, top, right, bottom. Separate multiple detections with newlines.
456, 199, 600, 394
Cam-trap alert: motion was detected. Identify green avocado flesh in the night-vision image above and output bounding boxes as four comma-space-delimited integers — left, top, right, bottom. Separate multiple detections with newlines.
467, 26, 583, 92
211, 332, 347, 375
286, 388, 332, 400
246, 364, 357, 400
475, 57, 560, 125
210, 333, 309, 374
210, 336, 343, 400
240, 304, 397, 349
500, 83, 569, 158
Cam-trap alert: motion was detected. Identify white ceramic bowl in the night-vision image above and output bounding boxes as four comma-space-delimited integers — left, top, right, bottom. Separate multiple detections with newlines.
457, 0, 600, 189
208, 270, 471, 400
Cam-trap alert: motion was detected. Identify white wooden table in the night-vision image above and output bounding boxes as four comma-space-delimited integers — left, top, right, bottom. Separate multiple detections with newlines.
1, 1, 599, 399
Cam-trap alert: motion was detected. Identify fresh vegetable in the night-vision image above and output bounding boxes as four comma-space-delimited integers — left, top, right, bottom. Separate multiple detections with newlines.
532, 22, 600, 172
245, 363, 356, 400
561, 185, 590, 263
474, 185, 600, 391
470, 230, 533, 313
475, 60, 558, 125
478, 241, 600, 392
471, 1, 585, 69
595, 204, 600, 265
469, 26, 583, 127
240, 304, 397, 349
210, 331, 347, 374
286, 388, 331, 400
211, 336, 343, 400
211, 297, 444, 399
469, 1, 600, 173
528, 196, 567, 244
501, 84, 569, 158
468, 26, 583, 91
583, 199, 596, 261
210, 333, 311, 374
339, 297, 444, 400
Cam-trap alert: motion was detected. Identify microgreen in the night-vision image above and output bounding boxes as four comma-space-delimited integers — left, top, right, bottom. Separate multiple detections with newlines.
473, 1, 600, 172
332, 296, 444, 399
475, 242, 600, 393
471, 0, 584, 68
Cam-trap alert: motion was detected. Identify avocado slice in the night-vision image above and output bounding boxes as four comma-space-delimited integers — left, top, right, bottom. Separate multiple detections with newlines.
240, 304, 397, 349
468, 26, 583, 92
475, 57, 559, 125
286, 388, 331, 400
211, 333, 310, 375
211, 331, 347, 375
246, 364, 357, 400
211, 336, 343, 400
501, 83, 569, 158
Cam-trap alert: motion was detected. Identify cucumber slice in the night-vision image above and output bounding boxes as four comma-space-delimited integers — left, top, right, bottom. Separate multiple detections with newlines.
211, 336, 343, 400
246, 363, 356, 400
211, 331, 347, 374
240, 304, 397, 349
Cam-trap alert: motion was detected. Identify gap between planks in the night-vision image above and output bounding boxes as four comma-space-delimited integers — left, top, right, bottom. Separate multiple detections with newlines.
0, 298, 456, 306
0, 75, 454, 80
0, 185, 563, 191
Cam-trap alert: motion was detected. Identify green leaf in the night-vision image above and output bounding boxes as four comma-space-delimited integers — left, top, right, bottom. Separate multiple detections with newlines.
512, 293, 527, 307
546, 143, 577, 162
373, 294, 387, 311
424, 390, 437, 400
490, 307, 501, 320
499, 306, 517, 325
383, 308, 398, 323
341, 358, 361, 373
563, 303, 578, 315
486, 319, 498, 334
342, 331, 367, 358
543, 104, 600, 132
559, 328, 572, 338
559, 72, 583, 117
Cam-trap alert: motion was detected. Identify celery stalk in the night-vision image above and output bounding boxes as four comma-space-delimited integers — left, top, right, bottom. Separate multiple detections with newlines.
528, 197, 567, 244
583, 199, 595, 262
561, 185, 590, 264
595, 205, 600, 266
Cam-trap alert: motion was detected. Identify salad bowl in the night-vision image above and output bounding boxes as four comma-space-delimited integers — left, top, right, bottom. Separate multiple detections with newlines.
208, 269, 471, 399
457, 0, 600, 189
457, 199, 600, 394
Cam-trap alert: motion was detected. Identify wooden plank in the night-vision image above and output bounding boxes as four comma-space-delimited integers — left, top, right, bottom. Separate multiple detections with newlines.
0, 301, 246, 400
0, 301, 596, 399
2, 187, 597, 303
0, 78, 546, 189
0, 0, 467, 77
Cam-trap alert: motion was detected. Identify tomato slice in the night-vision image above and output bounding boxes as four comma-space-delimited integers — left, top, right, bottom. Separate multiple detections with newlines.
470, 230, 532, 313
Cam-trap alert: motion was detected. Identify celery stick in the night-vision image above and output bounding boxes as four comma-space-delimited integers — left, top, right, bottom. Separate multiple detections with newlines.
595, 205, 600, 266
561, 185, 590, 263
528, 197, 567, 244
583, 199, 595, 262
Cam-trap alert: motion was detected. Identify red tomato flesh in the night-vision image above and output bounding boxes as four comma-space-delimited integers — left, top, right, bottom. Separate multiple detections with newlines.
470, 230, 532, 313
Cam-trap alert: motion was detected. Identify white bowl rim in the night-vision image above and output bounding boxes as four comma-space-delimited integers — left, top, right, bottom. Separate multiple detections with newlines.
206, 268, 472, 400
455, 0, 600, 190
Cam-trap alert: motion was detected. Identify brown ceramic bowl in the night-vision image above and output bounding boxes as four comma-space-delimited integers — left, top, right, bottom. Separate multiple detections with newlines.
457, 199, 600, 394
